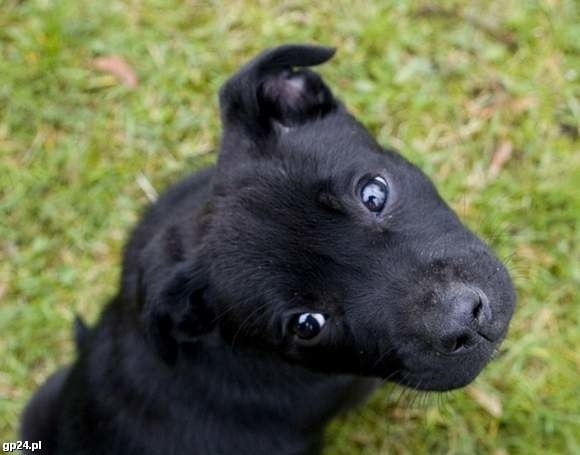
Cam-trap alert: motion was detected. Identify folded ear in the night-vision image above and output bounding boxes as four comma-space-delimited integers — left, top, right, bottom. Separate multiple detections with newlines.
219, 44, 338, 141
140, 255, 214, 365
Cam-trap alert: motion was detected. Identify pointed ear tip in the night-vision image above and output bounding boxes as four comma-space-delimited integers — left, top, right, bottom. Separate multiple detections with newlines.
266, 43, 337, 67
309, 45, 337, 66
297, 43, 337, 61
317, 45, 337, 60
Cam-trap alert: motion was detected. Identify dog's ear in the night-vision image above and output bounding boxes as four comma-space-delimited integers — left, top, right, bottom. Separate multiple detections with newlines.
140, 255, 214, 365
219, 44, 338, 142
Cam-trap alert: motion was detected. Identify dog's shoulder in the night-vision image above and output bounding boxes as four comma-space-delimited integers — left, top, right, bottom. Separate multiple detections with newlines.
129, 165, 215, 251
120, 166, 215, 299
153, 166, 216, 218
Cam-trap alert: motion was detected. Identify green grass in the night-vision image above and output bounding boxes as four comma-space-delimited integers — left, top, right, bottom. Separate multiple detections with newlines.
1, 0, 578, 453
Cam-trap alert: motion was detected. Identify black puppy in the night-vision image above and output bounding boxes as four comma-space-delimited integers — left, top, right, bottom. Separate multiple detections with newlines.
21, 45, 515, 455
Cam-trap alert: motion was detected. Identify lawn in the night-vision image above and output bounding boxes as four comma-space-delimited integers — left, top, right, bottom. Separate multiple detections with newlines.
0, 0, 578, 453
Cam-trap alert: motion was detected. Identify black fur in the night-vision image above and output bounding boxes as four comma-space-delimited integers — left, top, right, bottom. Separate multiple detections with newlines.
21, 44, 515, 455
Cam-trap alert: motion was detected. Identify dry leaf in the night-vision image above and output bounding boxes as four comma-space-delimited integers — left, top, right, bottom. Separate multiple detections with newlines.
467, 384, 503, 418
488, 141, 513, 178
92, 55, 139, 88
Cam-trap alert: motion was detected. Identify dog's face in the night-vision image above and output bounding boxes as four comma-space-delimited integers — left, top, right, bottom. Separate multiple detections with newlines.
147, 45, 515, 392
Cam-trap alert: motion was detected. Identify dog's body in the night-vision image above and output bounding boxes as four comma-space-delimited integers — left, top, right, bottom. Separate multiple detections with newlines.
22, 45, 515, 454
22, 168, 376, 454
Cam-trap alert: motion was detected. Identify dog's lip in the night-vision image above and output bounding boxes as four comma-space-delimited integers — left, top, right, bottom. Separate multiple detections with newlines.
389, 369, 478, 391
381, 348, 496, 390
430, 332, 500, 358
476, 330, 495, 343
437, 340, 481, 356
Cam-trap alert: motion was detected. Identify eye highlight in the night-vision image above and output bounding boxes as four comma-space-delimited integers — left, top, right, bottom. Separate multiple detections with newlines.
360, 176, 388, 213
290, 313, 327, 340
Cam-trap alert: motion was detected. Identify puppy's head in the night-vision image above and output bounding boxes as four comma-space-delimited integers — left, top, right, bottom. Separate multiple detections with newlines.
148, 45, 515, 391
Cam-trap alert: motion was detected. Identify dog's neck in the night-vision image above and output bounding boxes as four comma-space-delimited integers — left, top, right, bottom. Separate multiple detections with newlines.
98, 304, 372, 453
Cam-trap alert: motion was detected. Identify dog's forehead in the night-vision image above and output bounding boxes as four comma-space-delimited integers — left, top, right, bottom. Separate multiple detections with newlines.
217, 110, 439, 218
250, 119, 388, 187
278, 113, 380, 158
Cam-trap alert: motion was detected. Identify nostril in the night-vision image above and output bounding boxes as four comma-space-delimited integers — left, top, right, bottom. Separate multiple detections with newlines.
472, 297, 483, 322
425, 284, 491, 354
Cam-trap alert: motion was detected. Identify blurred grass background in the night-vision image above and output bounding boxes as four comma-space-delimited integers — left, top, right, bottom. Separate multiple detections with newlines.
1, 0, 579, 453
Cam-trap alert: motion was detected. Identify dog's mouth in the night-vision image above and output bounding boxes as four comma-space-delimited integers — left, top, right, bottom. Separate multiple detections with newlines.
387, 364, 486, 392
276, 291, 512, 392
374, 335, 502, 392
278, 331, 502, 392
375, 284, 514, 391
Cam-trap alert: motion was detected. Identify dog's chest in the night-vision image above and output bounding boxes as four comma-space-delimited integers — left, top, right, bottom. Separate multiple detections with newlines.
86, 329, 379, 455
159, 365, 378, 455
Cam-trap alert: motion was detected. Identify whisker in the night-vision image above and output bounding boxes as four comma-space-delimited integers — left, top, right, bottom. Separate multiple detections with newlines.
372, 346, 396, 369
229, 301, 272, 351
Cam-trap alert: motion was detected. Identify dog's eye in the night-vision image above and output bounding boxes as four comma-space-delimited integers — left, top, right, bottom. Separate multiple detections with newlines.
290, 313, 326, 340
360, 177, 388, 212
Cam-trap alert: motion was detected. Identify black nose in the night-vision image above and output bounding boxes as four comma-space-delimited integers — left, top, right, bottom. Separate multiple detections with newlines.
425, 284, 491, 354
